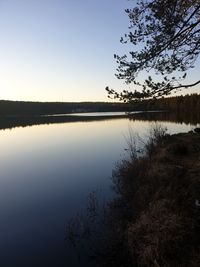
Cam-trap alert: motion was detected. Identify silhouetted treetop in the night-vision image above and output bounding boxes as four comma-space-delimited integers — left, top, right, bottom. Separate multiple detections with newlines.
107, 0, 200, 101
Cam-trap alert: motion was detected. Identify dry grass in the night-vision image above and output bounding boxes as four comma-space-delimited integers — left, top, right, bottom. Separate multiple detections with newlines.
107, 129, 200, 267
66, 127, 200, 267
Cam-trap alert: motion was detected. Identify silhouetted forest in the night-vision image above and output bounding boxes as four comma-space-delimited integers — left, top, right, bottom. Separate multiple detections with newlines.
131, 93, 200, 113
0, 100, 131, 116
0, 94, 199, 130
0, 94, 199, 117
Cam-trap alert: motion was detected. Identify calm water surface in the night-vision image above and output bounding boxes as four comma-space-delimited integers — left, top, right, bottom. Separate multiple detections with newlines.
0, 117, 198, 266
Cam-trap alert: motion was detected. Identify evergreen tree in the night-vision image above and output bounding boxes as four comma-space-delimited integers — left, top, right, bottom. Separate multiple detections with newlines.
106, 0, 200, 101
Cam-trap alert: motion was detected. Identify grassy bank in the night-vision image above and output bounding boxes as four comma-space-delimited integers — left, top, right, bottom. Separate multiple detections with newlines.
101, 128, 200, 267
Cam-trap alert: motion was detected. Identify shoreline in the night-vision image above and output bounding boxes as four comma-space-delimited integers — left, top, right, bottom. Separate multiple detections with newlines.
0, 110, 199, 130
0, 114, 128, 130
100, 130, 200, 266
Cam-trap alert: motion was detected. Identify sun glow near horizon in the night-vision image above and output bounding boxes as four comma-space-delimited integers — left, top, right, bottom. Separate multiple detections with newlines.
0, 0, 199, 102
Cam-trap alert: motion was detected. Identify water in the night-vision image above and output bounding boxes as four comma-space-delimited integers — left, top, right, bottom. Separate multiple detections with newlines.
0, 115, 199, 266
45, 111, 128, 116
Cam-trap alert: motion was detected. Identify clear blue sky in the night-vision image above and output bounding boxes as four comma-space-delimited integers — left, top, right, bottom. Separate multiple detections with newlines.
0, 0, 199, 102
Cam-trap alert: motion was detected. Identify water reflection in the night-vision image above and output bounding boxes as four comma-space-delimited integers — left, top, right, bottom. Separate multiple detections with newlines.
129, 111, 200, 125
0, 111, 199, 131
0, 114, 127, 130
0, 115, 199, 266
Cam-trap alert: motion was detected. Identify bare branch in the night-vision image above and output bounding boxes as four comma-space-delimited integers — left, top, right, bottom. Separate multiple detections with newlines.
110, 0, 200, 100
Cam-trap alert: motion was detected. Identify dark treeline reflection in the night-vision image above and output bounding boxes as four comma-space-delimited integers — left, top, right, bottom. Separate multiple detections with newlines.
1, 94, 199, 116
0, 114, 128, 130
0, 94, 200, 130
129, 110, 200, 125
0, 111, 199, 130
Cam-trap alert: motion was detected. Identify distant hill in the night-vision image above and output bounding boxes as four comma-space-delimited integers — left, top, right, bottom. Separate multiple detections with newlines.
0, 94, 199, 117
0, 100, 131, 116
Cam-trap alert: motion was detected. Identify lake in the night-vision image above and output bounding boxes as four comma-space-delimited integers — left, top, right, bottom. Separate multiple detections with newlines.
0, 114, 199, 266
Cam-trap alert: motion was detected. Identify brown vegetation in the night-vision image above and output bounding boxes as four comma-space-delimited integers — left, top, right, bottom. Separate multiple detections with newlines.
103, 129, 200, 267
65, 127, 200, 267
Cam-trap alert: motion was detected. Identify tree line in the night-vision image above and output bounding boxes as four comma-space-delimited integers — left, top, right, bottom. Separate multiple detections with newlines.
0, 100, 131, 116
131, 93, 200, 113
0, 94, 199, 117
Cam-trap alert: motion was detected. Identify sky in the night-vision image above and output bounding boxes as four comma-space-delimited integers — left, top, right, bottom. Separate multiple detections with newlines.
0, 0, 199, 102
